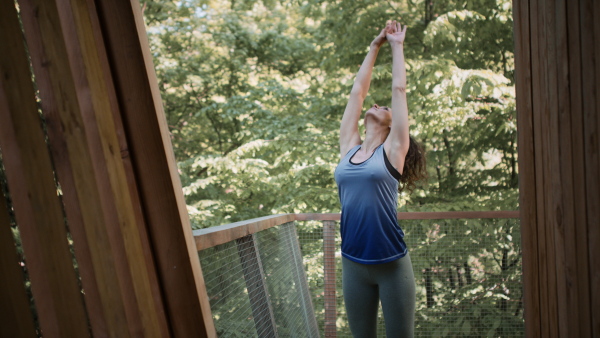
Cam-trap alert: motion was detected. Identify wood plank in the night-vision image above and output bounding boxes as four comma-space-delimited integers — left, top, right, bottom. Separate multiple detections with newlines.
543, 0, 568, 336
322, 220, 337, 338
529, 0, 554, 334
194, 214, 296, 250
580, 0, 600, 334
17, 0, 130, 335
513, 0, 541, 336
591, 0, 600, 335
0, 176, 36, 337
93, 0, 215, 335
236, 235, 278, 338
553, 0, 583, 335
56, 0, 169, 335
0, 1, 90, 335
565, 0, 593, 335
17, 0, 172, 335
14, 1, 112, 333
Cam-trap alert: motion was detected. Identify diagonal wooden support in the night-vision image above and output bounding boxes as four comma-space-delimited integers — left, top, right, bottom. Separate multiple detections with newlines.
0, 175, 36, 338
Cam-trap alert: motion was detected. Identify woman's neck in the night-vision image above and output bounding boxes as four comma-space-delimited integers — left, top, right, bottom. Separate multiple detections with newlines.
362, 125, 389, 152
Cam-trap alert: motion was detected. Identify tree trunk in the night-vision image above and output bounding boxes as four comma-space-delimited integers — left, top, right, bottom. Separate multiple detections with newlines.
464, 261, 473, 285
425, 268, 434, 308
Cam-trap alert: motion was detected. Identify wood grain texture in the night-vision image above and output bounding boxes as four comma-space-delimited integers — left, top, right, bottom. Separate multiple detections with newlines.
580, 0, 600, 334
93, 0, 215, 335
0, 177, 36, 337
194, 214, 296, 250
512, 0, 541, 336
543, 0, 569, 337
17, 0, 173, 335
0, 1, 90, 335
58, 0, 169, 335
592, 0, 600, 333
553, 0, 582, 335
565, 0, 592, 335
529, 0, 554, 334
514, 0, 599, 335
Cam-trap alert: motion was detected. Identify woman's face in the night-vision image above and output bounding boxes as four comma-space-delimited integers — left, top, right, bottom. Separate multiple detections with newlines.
365, 104, 392, 126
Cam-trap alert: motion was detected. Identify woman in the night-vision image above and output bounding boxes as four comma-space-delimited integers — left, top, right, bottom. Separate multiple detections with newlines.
334, 21, 427, 337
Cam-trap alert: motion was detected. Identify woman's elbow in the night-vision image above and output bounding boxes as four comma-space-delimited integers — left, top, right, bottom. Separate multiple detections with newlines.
392, 84, 407, 93
350, 87, 367, 98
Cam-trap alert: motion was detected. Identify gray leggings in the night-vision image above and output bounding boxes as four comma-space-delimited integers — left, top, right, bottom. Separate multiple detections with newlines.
342, 253, 416, 338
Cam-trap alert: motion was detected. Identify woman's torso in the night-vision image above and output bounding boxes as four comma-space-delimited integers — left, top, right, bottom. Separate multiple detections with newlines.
334, 144, 407, 264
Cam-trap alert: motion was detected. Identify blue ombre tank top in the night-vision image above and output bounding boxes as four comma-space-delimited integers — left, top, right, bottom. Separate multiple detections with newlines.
334, 144, 407, 264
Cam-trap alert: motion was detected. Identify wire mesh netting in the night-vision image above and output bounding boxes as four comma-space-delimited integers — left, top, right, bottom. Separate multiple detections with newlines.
198, 217, 523, 337
198, 221, 319, 338
297, 218, 524, 337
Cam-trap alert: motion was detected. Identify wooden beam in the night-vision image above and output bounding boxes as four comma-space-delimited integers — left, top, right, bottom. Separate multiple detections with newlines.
513, 0, 541, 335
515, 0, 599, 335
542, 0, 566, 336
0, 176, 36, 338
529, 0, 556, 334
580, 0, 600, 334
17, 0, 173, 335
194, 214, 296, 250
0, 1, 89, 335
565, 0, 592, 335
93, 0, 215, 335
553, 0, 583, 335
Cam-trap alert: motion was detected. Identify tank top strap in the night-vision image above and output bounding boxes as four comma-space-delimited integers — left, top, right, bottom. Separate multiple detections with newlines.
343, 145, 362, 159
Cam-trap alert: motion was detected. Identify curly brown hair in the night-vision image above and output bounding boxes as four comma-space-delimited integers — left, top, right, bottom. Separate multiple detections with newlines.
399, 135, 428, 193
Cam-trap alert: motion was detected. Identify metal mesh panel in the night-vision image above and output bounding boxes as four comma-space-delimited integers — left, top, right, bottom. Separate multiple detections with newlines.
255, 222, 319, 337
199, 240, 259, 337
297, 217, 524, 337
198, 222, 318, 337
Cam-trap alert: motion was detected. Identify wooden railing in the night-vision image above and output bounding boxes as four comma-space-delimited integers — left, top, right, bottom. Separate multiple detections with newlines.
193, 210, 519, 337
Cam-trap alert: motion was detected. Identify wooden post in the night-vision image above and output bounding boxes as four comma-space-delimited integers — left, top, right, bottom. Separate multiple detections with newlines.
286, 223, 320, 337
93, 1, 216, 335
323, 221, 337, 337
16, 0, 172, 335
0, 2, 90, 336
0, 181, 36, 338
514, 0, 600, 336
236, 235, 278, 338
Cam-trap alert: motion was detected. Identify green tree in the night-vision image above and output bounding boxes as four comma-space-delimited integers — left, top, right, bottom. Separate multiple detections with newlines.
141, 0, 522, 335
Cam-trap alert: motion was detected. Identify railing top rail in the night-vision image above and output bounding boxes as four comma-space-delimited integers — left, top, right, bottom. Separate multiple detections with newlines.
193, 211, 519, 250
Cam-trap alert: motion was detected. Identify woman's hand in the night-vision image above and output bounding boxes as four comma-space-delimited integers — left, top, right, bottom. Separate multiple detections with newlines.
370, 23, 392, 48
386, 20, 407, 45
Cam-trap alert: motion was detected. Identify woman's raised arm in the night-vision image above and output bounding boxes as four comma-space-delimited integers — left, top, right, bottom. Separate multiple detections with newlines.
383, 21, 410, 172
339, 25, 390, 158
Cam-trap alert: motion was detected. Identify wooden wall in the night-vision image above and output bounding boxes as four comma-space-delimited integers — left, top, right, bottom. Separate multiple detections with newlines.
0, 0, 214, 336
514, 0, 599, 336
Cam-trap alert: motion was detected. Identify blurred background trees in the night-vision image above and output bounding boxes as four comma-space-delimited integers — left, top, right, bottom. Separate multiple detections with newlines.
140, 0, 517, 228
140, 0, 522, 335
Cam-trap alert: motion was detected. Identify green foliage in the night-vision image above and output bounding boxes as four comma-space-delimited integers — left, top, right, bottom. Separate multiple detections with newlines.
142, 0, 521, 334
